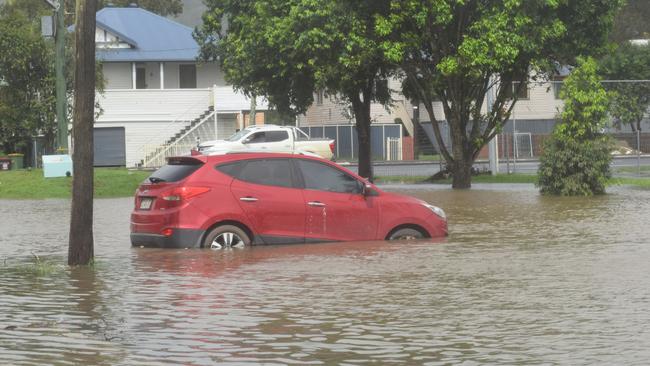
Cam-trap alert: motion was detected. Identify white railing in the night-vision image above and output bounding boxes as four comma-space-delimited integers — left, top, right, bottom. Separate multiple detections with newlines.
386, 137, 403, 161
142, 110, 216, 167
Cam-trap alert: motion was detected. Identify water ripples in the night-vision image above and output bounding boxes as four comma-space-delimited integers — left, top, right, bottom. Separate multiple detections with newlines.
2, 185, 650, 364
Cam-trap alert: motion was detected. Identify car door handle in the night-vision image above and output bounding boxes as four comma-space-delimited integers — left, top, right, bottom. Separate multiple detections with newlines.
307, 201, 326, 207
240, 197, 258, 202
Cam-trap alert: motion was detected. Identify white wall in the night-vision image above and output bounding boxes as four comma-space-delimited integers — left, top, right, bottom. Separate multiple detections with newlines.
97, 88, 212, 122
216, 113, 238, 139
197, 63, 226, 88
102, 63, 132, 89
510, 81, 563, 120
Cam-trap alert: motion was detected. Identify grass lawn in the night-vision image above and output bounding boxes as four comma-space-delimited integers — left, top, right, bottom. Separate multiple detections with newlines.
2, 168, 649, 199
0, 168, 151, 199
614, 165, 650, 174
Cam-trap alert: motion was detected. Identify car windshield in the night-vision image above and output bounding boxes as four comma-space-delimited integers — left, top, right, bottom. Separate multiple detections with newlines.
225, 129, 252, 142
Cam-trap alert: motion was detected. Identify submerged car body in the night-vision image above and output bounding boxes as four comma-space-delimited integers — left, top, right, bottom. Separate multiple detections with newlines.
130, 153, 447, 249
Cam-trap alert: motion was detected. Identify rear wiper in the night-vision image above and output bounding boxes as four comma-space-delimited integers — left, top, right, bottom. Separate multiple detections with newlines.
148, 176, 166, 183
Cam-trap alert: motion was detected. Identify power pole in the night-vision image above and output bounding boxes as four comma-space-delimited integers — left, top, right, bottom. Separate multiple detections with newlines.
68, 0, 96, 266
45, 0, 68, 153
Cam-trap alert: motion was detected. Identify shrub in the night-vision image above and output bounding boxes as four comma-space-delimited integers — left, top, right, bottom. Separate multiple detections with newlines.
537, 135, 613, 195
537, 57, 613, 196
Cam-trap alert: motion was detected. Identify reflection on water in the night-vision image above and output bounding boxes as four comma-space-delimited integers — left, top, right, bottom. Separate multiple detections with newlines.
1, 184, 650, 365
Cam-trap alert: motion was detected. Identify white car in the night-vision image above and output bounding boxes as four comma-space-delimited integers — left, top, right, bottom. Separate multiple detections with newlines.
198, 125, 336, 160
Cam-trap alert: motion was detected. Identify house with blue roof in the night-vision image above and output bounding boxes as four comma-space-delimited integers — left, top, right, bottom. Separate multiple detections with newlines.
93, 4, 268, 167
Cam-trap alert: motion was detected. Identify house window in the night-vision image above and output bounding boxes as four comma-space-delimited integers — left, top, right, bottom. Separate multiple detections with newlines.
316, 90, 324, 105
179, 64, 197, 89
504, 80, 529, 100
136, 67, 146, 89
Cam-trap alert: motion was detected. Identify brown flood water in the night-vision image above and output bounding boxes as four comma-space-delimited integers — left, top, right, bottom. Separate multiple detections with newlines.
1, 183, 649, 365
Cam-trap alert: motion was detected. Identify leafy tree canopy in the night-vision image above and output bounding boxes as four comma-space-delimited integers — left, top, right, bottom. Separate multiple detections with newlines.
599, 42, 650, 132
610, 0, 650, 43
375, 0, 622, 188
195, 0, 395, 179
196, 0, 392, 116
0, 3, 55, 153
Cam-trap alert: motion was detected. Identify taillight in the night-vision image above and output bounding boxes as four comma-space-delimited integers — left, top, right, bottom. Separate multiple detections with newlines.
329, 141, 335, 153
161, 228, 174, 237
161, 186, 211, 202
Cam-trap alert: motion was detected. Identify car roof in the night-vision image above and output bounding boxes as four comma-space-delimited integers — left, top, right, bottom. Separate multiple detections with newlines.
168, 151, 322, 164
242, 124, 295, 131
209, 151, 321, 163
167, 152, 367, 183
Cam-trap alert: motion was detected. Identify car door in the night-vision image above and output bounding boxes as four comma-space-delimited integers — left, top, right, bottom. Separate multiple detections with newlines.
296, 159, 379, 242
228, 158, 305, 244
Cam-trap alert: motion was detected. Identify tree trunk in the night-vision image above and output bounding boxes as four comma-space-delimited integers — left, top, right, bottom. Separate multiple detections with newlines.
68, 0, 97, 266
450, 157, 473, 189
449, 114, 472, 189
351, 92, 373, 181
249, 94, 256, 127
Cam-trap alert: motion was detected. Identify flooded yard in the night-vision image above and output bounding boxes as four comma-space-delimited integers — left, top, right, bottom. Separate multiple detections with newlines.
1, 184, 649, 365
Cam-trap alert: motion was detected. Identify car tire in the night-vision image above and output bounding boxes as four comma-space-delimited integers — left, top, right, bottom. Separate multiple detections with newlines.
203, 225, 251, 249
388, 228, 425, 241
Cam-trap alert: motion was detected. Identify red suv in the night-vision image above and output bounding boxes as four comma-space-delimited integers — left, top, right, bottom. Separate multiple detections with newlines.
131, 153, 447, 249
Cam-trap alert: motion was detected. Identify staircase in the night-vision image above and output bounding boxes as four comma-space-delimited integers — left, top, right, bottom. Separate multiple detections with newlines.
415, 122, 438, 156
141, 106, 216, 167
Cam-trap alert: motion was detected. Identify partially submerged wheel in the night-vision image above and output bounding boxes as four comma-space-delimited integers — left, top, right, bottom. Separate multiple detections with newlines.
203, 225, 250, 249
388, 228, 425, 241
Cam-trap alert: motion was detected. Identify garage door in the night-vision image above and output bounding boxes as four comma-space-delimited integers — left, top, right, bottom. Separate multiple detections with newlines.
94, 127, 126, 166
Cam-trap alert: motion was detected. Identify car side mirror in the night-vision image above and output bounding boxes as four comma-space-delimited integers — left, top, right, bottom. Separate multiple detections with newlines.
242, 137, 251, 144
361, 182, 375, 197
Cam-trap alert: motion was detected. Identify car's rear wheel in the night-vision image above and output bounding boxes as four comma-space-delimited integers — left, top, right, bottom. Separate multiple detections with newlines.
204, 225, 250, 249
388, 228, 425, 241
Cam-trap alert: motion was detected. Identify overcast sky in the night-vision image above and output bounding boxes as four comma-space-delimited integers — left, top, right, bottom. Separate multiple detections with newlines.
170, 0, 206, 28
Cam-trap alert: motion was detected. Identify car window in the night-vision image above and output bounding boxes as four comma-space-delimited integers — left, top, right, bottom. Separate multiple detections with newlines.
148, 158, 203, 183
297, 160, 361, 194
246, 132, 265, 144
215, 161, 243, 177
236, 159, 294, 188
226, 128, 250, 142
265, 130, 289, 142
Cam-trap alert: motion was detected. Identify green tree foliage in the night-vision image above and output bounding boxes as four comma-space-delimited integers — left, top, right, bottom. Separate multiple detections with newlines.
0, 2, 56, 154
194, 0, 394, 180
537, 58, 613, 196
376, 0, 622, 188
0, 1, 106, 156
610, 0, 650, 43
599, 42, 650, 132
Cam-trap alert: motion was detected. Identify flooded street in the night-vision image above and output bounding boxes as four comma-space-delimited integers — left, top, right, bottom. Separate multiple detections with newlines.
1, 184, 650, 365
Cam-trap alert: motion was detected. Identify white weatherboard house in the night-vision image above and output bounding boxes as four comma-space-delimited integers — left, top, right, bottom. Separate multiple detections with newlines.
93, 5, 268, 167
